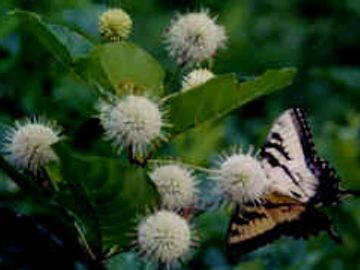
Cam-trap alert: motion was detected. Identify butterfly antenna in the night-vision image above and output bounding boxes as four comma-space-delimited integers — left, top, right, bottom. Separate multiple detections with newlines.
339, 189, 360, 198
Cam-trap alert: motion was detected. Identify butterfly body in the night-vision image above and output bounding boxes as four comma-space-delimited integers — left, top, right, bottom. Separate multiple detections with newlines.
227, 108, 353, 262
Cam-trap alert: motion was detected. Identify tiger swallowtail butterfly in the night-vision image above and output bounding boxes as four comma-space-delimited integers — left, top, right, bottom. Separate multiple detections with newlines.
227, 108, 359, 261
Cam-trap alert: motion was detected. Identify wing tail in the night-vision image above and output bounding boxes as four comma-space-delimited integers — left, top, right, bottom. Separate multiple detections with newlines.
326, 226, 343, 244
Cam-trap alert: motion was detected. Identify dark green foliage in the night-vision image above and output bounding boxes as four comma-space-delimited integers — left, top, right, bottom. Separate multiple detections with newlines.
53, 143, 158, 252
0, 207, 88, 270
0, 0, 359, 269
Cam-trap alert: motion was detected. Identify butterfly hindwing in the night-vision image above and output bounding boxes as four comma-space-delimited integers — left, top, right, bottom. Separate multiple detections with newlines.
227, 193, 333, 262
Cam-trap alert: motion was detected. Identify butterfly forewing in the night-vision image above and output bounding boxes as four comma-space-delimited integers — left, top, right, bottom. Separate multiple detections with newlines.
260, 108, 319, 203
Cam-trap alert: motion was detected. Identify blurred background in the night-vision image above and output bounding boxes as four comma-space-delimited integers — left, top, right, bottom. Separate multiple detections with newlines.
0, 0, 359, 269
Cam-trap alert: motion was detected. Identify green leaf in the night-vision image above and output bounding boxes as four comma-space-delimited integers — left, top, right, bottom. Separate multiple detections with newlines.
56, 180, 103, 258
107, 252, 146, 270
165, 68, 296, 137
9, 10, 94, 65
0, 153, 41, 195
52, 143, 158, 254
173, 122, 225, 165
165, 74, 237, 136
80, 43, 165, 96
236, 68, 296, 104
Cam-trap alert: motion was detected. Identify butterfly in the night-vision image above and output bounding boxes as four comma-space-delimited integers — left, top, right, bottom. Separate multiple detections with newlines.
227, 108, 359, 261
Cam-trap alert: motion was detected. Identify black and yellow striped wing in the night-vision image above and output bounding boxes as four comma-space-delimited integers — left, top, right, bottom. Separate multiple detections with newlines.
260, 108, 340, 205
227, 108, 349, 262
227, 193, 333, 261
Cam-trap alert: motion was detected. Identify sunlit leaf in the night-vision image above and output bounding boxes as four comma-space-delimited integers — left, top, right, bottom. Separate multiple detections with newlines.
81, 43, 165, 96
165, 68, 296, 137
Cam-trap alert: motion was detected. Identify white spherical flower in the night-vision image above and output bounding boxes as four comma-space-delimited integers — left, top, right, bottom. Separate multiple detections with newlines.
181, 68, 215, 91
216, 151, 268, 204
3, 118, 61, 173
98, 95, 165, 156
165, 11, 227, 65
99, 8, 132, 41
149, 164, 197, 210
137, 210, 192, 264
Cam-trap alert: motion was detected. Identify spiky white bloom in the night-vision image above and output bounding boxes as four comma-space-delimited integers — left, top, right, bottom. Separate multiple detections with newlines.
3, 119, 61, 173
215, 151, 268, 204
137, 210, 192, 264
99, 8, 132, 41
149, 164, 197, 210
98, 95, 165, 156
181, 68, 215, 91
165, 11, 227, 65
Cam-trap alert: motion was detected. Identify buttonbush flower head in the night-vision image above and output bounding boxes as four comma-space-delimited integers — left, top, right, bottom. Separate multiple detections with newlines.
214, 148, 268, 204
165, 11, 227, 65
99, 8, 132, 41
137, 210, 193, 265
149, 164, 198, 210
98, 95, 166, 157
181, 68, 215, 91
2, 118, 62, 173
